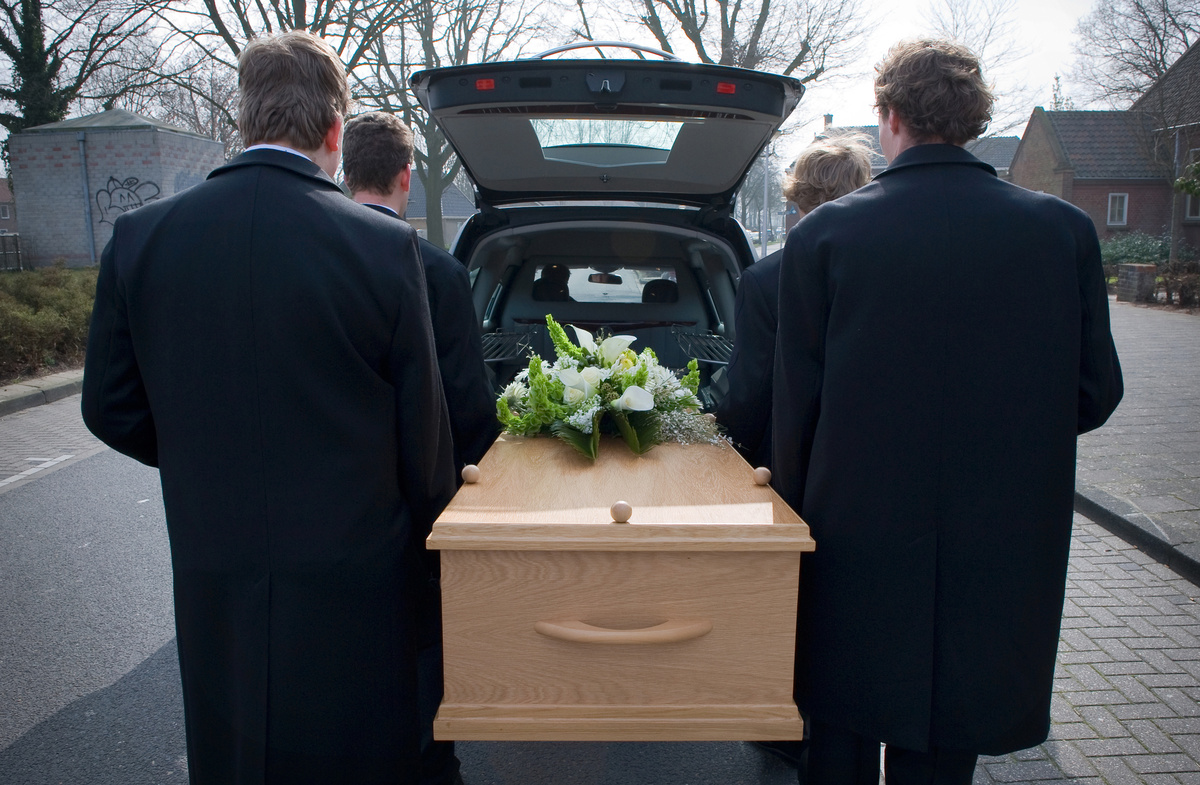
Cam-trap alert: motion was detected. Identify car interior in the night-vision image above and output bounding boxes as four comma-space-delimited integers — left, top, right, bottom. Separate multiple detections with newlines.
467, 221, 740, 405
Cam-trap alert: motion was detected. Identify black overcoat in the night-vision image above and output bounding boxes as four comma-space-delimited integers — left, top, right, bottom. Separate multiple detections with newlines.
82, 150, 457, 784
716, 248, 782, 469
364, 204, 499, 473
772, 144, 1123, 755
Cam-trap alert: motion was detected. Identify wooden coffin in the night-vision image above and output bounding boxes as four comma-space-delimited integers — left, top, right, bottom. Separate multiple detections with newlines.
427, 433, 815, 741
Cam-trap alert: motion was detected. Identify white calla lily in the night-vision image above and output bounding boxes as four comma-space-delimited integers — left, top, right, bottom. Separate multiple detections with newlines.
600, 335, 636, 365
558, 367, 596, 398
572, 325, 597, 354
612, 385, 654, 411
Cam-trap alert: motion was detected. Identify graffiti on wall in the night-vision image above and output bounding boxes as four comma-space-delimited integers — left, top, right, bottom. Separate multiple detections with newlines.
96, 176, 161, 225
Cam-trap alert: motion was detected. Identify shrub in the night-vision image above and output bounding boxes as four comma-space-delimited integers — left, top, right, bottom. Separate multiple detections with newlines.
0, 264, 98, 382
1097, 231, 1199, 306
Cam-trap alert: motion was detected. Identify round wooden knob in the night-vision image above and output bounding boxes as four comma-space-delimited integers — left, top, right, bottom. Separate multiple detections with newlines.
610, 500, 633, 523
461, 464, 481, 484
753, 466, 772, 486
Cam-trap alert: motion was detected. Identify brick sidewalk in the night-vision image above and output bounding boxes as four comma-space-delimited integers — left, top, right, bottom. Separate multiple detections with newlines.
1076, 301, 1200, 583
975, 516, 1200, 784
0, 395, 104, 492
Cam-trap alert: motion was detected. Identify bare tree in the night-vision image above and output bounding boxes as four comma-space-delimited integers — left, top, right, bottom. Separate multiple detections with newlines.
153, 60, 241, 157
352, 0, 549, 247
143, 0, 415, 152
1072, 0, 1200, 107
0, 0, 167, 156
154, 0, 411, 71
921, 0, 1034, 134
575, 0, 870, 84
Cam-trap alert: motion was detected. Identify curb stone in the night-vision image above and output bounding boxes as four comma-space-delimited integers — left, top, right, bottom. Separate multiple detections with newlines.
1075, 483, 1200, 587
0, 371, 85, 418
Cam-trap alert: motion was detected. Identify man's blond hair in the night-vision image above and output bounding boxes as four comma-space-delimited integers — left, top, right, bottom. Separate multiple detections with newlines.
238, 31, 351, 150
781, 135, 873, 213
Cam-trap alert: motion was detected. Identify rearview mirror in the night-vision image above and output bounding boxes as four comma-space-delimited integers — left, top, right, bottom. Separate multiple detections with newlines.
588, 272, 623, 285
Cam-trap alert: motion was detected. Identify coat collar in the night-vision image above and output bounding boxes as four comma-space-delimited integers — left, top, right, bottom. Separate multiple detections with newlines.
208, 148, 340, 190
875, 143, 997, 180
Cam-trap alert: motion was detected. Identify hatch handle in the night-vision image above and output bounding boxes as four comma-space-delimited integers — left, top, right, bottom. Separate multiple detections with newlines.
531, 41, 682, 61
534, 619, 712, 644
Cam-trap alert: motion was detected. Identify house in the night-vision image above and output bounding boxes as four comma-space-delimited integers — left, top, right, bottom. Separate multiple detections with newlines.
405, 175, 476, 245
1131, 39, 1200, 244
1009, 39, 1200, 251
9, 108, 225, 267
0, 179, 17, 234
1009, 109, 1175, 242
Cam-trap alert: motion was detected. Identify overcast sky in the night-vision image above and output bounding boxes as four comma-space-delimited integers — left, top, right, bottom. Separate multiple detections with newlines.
777, 0, 1098, 160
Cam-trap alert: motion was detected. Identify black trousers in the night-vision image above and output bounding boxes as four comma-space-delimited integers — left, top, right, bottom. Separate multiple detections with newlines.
805, 720, 978, 785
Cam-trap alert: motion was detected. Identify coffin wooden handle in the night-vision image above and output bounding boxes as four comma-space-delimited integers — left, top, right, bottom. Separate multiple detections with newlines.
534, 619, 713, 644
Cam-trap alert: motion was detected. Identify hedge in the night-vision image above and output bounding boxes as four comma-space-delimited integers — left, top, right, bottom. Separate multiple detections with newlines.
0, 265, 98, 383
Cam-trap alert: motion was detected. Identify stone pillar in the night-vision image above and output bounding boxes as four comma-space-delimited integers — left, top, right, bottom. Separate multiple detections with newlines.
1117, 264, 1157, 303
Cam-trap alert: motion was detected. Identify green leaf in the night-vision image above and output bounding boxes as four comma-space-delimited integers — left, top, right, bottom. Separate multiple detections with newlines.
551, 420, 598, 460
612, 410, 661, 455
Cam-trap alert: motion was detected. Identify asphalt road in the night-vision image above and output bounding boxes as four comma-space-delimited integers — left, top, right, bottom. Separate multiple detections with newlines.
0, 437, 797, 785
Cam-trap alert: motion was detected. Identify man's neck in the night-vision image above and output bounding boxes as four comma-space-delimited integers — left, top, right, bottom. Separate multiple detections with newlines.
353, 191, 404, 217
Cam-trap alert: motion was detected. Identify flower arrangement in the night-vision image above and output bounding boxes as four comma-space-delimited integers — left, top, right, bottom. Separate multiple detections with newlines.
496, 315, 720, 459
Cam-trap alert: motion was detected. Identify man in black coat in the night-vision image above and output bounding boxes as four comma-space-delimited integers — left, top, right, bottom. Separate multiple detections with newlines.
718, 136, 872, 471
82, 32, 457, 784
343, 110, 499, 785
772, 39, 1123, 785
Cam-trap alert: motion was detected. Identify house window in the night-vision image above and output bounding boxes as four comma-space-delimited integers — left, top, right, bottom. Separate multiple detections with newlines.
1107, 193, 1128, 226
0, 205, 9, 220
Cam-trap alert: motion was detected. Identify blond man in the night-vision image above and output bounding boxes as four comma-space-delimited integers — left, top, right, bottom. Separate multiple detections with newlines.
772, 39, 1122, 784
717, 135, 872, 471
84, 31, 455, 783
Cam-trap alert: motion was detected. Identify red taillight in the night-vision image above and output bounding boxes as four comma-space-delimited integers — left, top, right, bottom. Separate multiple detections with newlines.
476, 78, 495, 91
716, 82, 736, 94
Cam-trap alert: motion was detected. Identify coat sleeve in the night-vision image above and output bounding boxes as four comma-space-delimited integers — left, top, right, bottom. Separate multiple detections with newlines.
389, 232, 458, 529
771, 232, 828, 513
426, 254, 500, 471
716, 265, 775, 461
1074, 214, 1123, 434
81, 225, 159, 467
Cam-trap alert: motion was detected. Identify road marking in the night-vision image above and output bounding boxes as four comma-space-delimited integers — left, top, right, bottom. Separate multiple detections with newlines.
0, 454, 74, 487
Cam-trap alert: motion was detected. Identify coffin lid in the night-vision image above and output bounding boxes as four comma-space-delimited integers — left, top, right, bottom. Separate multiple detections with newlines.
428, 435, 814, 551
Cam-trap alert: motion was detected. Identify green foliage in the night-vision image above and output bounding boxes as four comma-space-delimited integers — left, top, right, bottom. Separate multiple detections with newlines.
551, 414, 601, 460
0, 265, 98, 382
546, 314, 585, 362
612, 410, 661, 455
1098, 231, 1170, 268
1176, 161, 1200, 198
681, 358, 700, 394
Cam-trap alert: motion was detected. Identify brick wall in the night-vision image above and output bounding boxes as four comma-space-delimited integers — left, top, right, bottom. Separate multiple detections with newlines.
1010, 115, 1071, 199
11, 126, 224, 267
1071, 181, 1174, 240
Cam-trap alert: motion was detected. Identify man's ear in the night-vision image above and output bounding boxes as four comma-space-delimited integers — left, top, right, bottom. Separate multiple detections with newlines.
886, 108, 902, 136
398, 164, 411, 193
324, 115, 344, 152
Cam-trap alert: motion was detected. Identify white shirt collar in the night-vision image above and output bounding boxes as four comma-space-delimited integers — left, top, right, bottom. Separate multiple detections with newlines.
361, 202, 399, 216
244, 144, 313, 162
